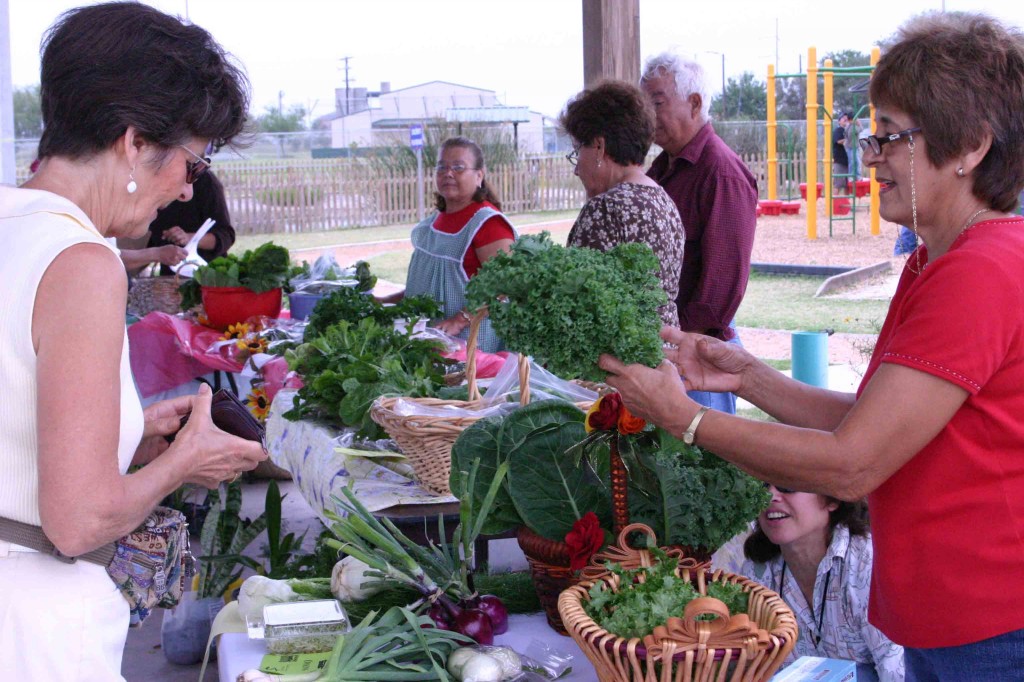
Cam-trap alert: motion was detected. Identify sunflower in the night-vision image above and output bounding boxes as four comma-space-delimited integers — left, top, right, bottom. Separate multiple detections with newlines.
237, 336, 268, 355
246, 386, 271, 422
223, 322, 251, 341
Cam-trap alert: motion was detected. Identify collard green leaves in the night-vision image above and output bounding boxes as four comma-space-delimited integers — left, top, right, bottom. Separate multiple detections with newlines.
464, 233, 665, 382
508, 421, 611, 541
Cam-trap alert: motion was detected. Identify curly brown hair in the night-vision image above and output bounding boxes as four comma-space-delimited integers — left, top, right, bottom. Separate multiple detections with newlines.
743, 496, 870, 564
559, 80, 655, 166
871, 12, 1024, 213
433, 136, 503, 212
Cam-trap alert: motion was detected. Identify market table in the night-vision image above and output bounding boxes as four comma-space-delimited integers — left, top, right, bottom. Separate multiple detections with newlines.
216, 612, 598, 681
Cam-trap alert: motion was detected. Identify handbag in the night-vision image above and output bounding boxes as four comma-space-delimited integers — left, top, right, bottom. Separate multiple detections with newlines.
0, 389, 266, 624
0, 507, 195, 626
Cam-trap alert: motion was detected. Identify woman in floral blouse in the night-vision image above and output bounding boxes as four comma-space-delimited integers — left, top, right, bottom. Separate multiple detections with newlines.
739, 487, 904, 682
560, 81, 685, 326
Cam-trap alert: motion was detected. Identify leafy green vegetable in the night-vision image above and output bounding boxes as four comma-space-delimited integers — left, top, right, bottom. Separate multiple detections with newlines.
621, 432, 771, 551
449, 400, 588, 536
584, 547, 750, 640
304, 288, 441, 341
178, 242, 295, 310
508, 421, 611, 540
465, 232, 666, 382
283, 318, 446, 438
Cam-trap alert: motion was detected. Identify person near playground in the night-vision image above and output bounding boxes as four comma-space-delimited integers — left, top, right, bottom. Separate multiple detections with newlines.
0, 4, 266, 679
833, 112, 851, 192
380, 136, 516, 352
142, 170, 235, 275
740, 486, 904, 682
601, 12, 1024, 679
560, 80, 685, 327
640, 52, 757, 414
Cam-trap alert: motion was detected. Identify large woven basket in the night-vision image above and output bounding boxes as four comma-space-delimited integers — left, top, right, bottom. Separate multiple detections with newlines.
126, 274, 182, 317
558, 523, 798, 682
370, 311, 533, 496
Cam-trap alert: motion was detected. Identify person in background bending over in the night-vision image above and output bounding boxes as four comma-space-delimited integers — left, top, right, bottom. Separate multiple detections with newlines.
640, 52, 757, 414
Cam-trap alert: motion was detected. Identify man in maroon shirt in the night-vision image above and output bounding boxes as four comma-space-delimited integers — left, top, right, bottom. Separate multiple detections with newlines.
641, 52, 758, 414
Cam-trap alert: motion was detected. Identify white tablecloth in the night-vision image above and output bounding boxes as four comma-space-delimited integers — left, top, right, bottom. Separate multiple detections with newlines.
217, 612, 598, 681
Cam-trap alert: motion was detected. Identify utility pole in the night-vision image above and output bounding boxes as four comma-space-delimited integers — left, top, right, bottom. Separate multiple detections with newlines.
278, 90, 284, 115
339, 56, 352, 114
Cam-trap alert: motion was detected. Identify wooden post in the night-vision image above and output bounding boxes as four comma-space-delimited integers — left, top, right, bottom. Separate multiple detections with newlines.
582, 0, 640, 87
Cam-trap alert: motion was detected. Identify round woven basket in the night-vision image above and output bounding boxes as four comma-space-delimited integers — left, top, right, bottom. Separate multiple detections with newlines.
370, 311, 533, 496
127, 275, 183, 317
558, 523, 798, 682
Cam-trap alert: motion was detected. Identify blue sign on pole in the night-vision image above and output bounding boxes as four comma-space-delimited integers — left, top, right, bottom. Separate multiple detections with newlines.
410, 124, 424, 150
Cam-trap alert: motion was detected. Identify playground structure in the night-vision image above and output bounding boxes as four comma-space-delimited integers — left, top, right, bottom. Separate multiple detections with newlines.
765, 47, 882, 239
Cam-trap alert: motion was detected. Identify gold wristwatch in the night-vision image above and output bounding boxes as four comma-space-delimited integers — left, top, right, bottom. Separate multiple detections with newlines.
682, 406, 710, 445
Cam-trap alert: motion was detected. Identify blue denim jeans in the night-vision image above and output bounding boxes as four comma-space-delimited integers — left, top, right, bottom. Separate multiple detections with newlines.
686, 325, 741, 415
905, 627, 1024, 681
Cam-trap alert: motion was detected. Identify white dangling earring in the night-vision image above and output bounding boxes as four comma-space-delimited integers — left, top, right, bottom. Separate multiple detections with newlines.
126, 167, 138, 194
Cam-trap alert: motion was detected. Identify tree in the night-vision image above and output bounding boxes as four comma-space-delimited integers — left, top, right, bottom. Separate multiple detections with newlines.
710, 72, 767, 121
256, 104, 307, 133
13, 85, 43, 139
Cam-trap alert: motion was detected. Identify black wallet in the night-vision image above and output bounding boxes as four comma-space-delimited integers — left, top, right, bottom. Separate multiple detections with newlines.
165, 389, 267, 450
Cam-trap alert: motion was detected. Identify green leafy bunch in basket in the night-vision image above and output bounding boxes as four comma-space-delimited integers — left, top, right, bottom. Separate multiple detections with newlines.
178, 242, 297, 311
452, 399, 770, 556
465, 232, 666, 383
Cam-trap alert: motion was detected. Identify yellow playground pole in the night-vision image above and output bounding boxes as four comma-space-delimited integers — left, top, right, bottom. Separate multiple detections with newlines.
823, 59, 834, 218
767, 64, 777, 201
806, 47, 818, 239
869, 47, 881, 235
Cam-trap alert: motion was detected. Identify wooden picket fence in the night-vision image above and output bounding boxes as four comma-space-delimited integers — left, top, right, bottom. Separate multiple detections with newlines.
204, 151, 816, 234
216, 156, 588, 234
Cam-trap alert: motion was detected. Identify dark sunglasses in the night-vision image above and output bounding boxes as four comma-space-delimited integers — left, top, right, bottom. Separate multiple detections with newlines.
179, 145, 211, 184
764, 482, 797, 494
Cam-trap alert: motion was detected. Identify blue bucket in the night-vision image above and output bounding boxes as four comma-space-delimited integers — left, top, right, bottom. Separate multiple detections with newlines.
288, 292, 327, 321
791, 331, 829, 388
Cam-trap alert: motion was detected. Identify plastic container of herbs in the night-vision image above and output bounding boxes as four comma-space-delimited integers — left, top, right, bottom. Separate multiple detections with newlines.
262, 599, 350, 654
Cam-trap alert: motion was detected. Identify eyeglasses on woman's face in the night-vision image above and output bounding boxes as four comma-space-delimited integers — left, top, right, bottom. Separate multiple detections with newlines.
858, 126, 922, 156
764, 482, 798, 495
179, 145, 211, 184
435, 162, 476, 175
566, 141, 583, 167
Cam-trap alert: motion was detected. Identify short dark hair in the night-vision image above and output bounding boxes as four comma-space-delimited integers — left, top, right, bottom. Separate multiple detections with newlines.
433, 136, 503, 211
871, 12, 1024, 213
743, 496, 870, 564
559, 80, 654, 166
38, 2, 249, 160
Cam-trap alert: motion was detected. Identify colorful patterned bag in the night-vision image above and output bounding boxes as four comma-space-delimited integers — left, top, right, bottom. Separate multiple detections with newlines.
105, 506, 197, 625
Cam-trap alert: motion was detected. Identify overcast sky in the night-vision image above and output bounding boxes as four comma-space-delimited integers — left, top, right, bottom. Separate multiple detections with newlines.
9, 0, 1024, 120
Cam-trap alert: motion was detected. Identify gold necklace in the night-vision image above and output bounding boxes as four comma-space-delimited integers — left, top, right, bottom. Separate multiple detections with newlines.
960, 207, 991, 234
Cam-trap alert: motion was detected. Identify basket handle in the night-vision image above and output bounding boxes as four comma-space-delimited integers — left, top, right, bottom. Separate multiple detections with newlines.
465, 307, 530, 406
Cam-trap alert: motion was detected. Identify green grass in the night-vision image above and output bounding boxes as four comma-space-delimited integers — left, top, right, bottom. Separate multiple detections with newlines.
233, 209, 579, 254
761, 358, 792, 372
735, 273, 888, 334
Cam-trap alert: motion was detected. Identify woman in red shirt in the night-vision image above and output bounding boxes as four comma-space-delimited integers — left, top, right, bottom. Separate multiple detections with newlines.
601, 13, 1024, 679
381, 136, 515, 351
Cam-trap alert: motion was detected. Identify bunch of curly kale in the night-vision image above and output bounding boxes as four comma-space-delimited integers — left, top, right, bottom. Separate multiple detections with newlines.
465, 233, 665, 382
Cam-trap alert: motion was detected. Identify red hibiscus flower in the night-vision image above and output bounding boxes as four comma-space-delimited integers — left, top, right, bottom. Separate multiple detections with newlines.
565, 511, 605, 571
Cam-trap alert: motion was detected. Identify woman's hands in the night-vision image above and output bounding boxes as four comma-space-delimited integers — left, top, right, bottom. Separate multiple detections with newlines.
132, 395, 194, 466
159, 385, 267, 488
660, 327, 756, 395
435, 311, 471, 337
155, 243, 188, 266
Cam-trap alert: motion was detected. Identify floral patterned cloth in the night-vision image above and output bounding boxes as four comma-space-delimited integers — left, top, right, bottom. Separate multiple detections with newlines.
567, 182, 685, 326
738, 526, 905, 682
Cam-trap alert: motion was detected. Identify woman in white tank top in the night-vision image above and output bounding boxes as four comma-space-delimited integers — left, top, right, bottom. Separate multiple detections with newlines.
0, 5, 267, 679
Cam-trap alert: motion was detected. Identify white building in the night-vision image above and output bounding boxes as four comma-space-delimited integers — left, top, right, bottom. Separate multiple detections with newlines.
321, 80, 550, 154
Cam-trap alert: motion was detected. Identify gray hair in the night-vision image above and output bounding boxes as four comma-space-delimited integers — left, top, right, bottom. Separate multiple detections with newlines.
641, 52, 711, 123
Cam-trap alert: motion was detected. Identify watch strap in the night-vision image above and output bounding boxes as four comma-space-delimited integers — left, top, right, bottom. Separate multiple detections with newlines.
683, 406, 711, 444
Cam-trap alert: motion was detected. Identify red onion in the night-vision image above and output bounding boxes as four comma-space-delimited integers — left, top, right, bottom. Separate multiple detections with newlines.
476, 594, 508, 635
454, 607, 494, 645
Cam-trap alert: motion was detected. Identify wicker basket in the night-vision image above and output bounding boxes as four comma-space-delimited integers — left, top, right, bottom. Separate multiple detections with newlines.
126, 274, 182, 317
370, 311, 534, 496
558, 523, 798, 682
